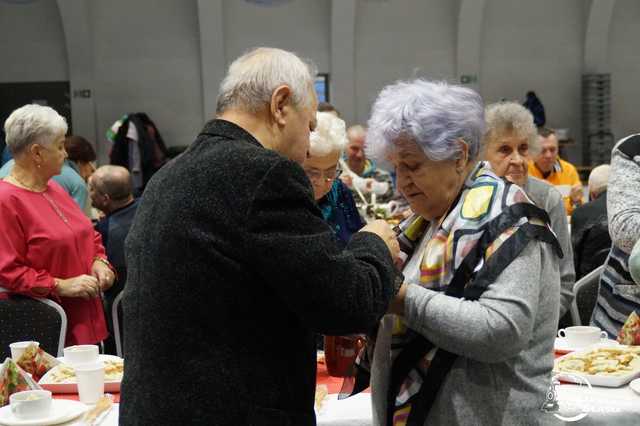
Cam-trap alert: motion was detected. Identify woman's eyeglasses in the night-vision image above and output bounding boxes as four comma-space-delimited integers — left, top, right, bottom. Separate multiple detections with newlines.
304, 168, 343, 183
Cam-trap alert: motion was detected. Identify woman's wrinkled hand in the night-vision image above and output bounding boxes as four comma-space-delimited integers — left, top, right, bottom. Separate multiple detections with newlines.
92, 259, 115, 291
55, 275, 101, 299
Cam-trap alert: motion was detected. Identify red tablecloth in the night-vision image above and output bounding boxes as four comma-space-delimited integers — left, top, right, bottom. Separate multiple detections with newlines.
316, 359, 370, 395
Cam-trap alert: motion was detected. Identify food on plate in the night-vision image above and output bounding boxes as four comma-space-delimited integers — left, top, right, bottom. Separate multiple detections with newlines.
555, 346, 640, 376
0, 359, 39, 407
617, 311, 640, 345
46, 359, 124, 384
16, 343, 60, 381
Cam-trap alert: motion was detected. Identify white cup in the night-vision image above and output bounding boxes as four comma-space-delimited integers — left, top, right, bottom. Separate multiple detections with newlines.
75, 362, 105, 404
558, 326, 608, 348
63, 344, 99, 366
9, 341, 39, 362
10, 390, 52, 419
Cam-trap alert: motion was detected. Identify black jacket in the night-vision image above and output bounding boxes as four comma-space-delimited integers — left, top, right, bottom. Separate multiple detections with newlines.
119, 120, 397, 425
571, 191, 612, 279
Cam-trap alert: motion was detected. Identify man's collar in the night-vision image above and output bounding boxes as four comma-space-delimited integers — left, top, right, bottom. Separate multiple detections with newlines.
199, 119, 263, 149
105, 198, 137, 217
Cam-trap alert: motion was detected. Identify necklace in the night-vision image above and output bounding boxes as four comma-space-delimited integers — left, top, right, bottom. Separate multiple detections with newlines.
9, 173, 46, 192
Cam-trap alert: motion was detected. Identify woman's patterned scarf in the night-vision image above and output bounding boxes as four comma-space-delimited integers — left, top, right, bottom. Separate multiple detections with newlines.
341, 162, 562, 426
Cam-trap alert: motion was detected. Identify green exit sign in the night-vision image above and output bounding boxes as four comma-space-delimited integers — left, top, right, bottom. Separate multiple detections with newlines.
460, 75, 478, 84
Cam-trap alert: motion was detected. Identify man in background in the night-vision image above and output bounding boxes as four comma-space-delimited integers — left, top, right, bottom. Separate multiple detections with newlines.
340, 124, 394, 203
89, 165, 138, 354
528, 127, 584, 214
571, 164, 611, 279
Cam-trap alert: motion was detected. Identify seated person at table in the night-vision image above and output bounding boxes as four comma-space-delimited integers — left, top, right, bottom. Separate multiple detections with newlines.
591, 134, 640, 337
483, 101, 574, 318
317, 101, 340, 117
89, 165, 139, 354
0, 104, 113, 346
340, 124, 394, 202
119, 47, 400, 425
528, 127, 584, 215
303, 112, 364, 247
345, 79, 562, 425
572, 164, 611, 279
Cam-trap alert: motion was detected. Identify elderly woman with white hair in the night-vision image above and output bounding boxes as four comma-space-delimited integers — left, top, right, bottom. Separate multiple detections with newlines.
483, 101, 575, 319
303, 112, 364, 246
343, 80, 563, 425
0, 104, 113, 346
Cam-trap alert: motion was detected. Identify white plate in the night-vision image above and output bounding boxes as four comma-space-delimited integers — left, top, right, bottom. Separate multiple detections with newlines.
553, 346, 640, 387
554, 337, 619, 354
55, 354, 121, 366
630, 378, 640, 395
0, 399, 86, 426
38, 355, 123, 394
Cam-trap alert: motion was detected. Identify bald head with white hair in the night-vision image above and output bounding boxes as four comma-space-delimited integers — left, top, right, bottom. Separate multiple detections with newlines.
588, 164, 610, 200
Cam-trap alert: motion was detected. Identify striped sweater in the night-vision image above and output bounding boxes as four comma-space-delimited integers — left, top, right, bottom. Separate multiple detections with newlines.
591, 134, 640, 337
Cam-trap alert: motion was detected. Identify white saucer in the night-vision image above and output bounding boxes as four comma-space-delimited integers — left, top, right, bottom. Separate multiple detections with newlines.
554, 337, 619, 354
630, 378, 640, 395
0, 399, 86, 426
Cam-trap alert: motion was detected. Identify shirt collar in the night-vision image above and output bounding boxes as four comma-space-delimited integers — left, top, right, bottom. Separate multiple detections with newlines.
199, 119, 262, 149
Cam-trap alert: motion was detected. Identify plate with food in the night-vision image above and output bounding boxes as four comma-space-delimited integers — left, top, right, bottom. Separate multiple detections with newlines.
553, 345, 640, 387
38, 356, 124, 393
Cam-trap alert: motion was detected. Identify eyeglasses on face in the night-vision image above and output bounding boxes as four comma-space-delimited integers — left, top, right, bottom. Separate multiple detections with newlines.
304, 167, 342, 183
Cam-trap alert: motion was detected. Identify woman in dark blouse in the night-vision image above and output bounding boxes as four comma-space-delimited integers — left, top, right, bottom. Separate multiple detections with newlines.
303, 112, 365, 246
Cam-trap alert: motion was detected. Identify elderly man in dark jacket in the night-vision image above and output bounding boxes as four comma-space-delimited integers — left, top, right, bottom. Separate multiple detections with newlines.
571, 164, 611, 279
120, 47, 400, 425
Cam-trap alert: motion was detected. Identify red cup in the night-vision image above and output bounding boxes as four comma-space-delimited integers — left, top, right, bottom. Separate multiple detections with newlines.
323, 335, 365, 377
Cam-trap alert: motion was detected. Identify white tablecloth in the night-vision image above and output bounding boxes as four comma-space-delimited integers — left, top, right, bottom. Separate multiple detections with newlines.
56, 382, 640, 426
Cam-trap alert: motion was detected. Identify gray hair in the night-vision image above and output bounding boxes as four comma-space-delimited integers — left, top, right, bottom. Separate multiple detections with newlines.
588, 164, 610, 196
4, 104, 68, 156
309, 112, 347, 157
216, 47, 317, 114
366, 79, 484, 163
484, 101, 539, 155
347, 125, 366, 143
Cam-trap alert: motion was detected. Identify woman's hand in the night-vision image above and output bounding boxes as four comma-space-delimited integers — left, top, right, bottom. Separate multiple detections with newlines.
55, 275, 101, 299
91, 259, 116, 291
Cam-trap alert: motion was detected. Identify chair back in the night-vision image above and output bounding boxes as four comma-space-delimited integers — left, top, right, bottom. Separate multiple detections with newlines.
571, 264, 606, 325
112, 291, 124, 358
0, 295, 67, 357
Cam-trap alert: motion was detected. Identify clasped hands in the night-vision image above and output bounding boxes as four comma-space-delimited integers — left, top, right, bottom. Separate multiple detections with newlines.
54, 259, 115, 299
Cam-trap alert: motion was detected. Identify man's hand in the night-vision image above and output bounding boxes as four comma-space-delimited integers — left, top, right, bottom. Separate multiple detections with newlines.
360, 219, 400, 261
340, 174, 353, 188
570, 184, 584, 205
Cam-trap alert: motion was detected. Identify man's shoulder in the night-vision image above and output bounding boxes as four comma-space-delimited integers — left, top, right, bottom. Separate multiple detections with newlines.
558, 158, 579, 174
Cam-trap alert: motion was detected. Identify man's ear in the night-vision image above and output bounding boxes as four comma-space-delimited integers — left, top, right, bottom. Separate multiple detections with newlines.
269, 85, 293, 126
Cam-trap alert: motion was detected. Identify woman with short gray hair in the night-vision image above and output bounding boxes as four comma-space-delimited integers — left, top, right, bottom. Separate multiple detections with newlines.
344, 80, 563, 425
0, 104, 113, 345
302, 111, 364, 246
483, 101, 575, 319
